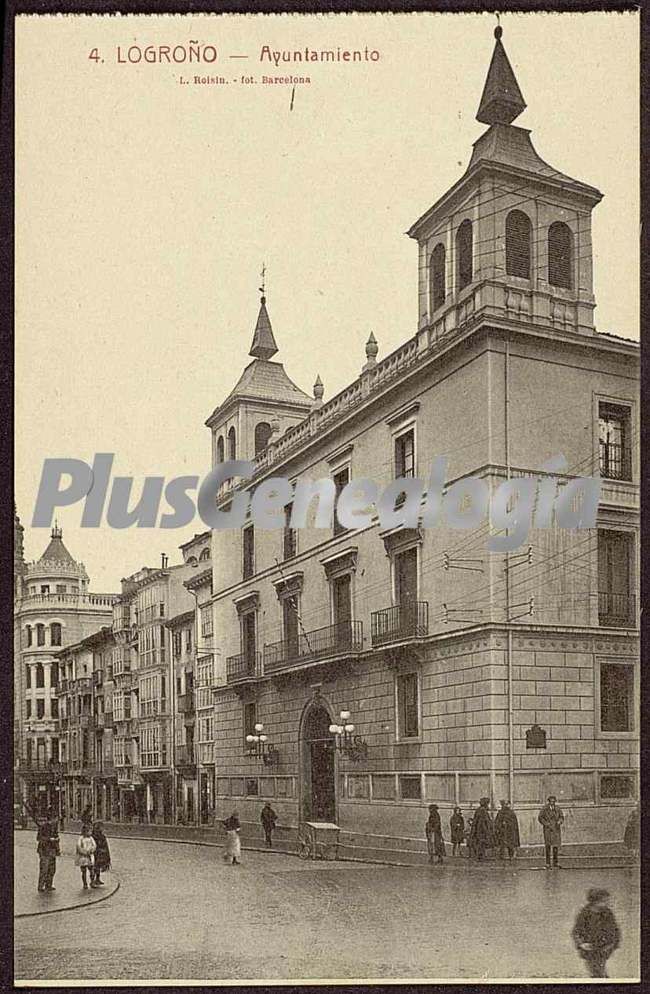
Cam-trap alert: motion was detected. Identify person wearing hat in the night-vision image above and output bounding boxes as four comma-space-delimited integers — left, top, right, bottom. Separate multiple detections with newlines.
449, 806, 465, 857
36, 807, 60, 892
469, 797, 494, 862
572, 888, 621, 977
494, 799, 520, 860
425, 804, 445, 865
538, 795, 564, 868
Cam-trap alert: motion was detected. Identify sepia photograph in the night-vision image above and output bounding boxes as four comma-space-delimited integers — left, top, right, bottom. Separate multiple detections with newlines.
12, 6, 640, 984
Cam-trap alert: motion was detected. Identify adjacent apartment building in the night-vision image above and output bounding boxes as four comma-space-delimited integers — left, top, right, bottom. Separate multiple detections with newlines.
207, 28, 639, 849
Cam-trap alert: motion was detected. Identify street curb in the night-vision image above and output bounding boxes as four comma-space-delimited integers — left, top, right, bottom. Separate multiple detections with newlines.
58, 832, 637, 872
15, 874, 120, 919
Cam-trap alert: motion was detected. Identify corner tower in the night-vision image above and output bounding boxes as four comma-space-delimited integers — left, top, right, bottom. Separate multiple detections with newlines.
408, 26, 602, 341
205, 292, 312, 467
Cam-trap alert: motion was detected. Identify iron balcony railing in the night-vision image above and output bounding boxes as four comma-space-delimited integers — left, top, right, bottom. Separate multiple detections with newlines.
16, 758, 68, 774
598, 591, 636, 628
226, 651, 261, 683
371, 601, 429, 646
264, 620, 363, 673
599, 441, 632, 482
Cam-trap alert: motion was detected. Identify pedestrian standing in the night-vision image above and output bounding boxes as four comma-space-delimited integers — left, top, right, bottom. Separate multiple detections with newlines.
36, 808, 60, 892
572, 888, 621, 978
260, 802, 278, 848
623, 804, 639, 857
75, 823, 97, 889
538, 794, 564, 868
469, 797, 494, 861
425, 804, 445, 864
91, 822, 111, 887
449, 807, 465, 857
221, 810, 242, 865
494, 800, 520, 860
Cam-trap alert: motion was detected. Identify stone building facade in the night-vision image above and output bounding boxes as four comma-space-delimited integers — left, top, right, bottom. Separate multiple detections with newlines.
207, 29, 639, 850
14, 520, 117, 817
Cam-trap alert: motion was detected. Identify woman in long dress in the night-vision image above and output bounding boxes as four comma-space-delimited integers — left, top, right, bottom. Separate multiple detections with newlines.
222, 810, 242, 865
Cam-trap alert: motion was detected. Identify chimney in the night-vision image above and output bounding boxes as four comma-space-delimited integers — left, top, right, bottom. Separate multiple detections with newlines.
161, 553, 168, 569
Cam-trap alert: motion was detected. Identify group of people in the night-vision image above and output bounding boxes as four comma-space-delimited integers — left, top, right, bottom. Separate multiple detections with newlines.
425, 795, 564, 866
219, 802, 279, 866
35, 803, 111, 893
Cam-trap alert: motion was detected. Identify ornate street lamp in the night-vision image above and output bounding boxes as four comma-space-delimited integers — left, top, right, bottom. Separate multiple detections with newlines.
246, 723, 278, 766
329, 710, 368, 762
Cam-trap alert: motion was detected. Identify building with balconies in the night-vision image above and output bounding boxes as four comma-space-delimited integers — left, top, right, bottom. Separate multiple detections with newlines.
206, 27, 639, 849
14, 519, 117, 817
166, 608, 197, 823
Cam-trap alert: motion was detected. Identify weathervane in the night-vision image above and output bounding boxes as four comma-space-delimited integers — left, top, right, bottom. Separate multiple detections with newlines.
259, 262, 266, 301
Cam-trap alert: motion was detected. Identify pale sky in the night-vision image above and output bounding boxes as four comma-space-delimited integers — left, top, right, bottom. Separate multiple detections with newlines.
15, 11, 639, 591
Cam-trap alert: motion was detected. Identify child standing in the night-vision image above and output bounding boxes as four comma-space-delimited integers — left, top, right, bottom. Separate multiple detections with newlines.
449, 807, 465, 857
75, 823, 97, 889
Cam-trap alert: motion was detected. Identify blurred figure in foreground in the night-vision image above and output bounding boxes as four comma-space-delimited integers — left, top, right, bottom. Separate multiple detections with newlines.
572, 888, 621, 978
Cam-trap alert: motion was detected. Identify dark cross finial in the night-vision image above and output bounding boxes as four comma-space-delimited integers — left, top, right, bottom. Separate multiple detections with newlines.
259, 262, 266, 303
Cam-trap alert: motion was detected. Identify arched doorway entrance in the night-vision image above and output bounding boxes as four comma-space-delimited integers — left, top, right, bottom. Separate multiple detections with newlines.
300, 704, 336, 823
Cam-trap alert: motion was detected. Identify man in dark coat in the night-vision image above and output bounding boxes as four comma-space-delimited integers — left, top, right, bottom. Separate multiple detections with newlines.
469, 797, 494, 861
260, 802, 278, 848
425, 804, 445, 864
538, 794, 564, 868
91, 822, 111, 886
572, 888, 621, 978
36, 808, 60, 892
494, 800, 520, 860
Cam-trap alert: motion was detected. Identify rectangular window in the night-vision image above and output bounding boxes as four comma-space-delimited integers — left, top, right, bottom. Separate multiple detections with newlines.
40, 585, 50, 595
397, 671, 420, 738
394, 428, 415, 479
51, 698, 59, 718
282, 595, 299, 656
37, 625, 45, 647
26, 699, 32, 718
283, 505, 297, 560
36, 699, 44, 719
200, 605, 213, 640
600, 661, 635, 733
598, 530, 635, 626
173, 631, 182, 657
243, 525, 255, 579
56, 584, 66, 594
186, 629, 192, 652
599, 403, 632, 481
332, 467, 350, 537
399, 774, 422, 800
25, 665, 31, 689
600, 774, 635, 800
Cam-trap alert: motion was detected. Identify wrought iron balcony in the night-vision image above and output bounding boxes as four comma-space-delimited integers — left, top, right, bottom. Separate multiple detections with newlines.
226, 651, 261, 684
264, 620, 363, 674
371, 601, 429, 646
16, 757, 67, 778
598, 591, 636, 628
599, 441, 632, 482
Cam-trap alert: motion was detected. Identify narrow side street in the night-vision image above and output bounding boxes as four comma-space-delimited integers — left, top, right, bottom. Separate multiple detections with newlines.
14, 833, 640, 982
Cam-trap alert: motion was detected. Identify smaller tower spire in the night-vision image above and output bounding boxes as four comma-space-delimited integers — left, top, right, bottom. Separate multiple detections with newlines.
476, 26, 526, 127
249, 265, 279, 360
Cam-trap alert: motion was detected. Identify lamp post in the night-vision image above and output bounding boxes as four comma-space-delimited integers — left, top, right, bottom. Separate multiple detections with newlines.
246, 723, 278, 766
329, 709, 368, 762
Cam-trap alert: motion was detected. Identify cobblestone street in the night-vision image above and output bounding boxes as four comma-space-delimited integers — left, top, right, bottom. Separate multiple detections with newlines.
14, 832, 639, 982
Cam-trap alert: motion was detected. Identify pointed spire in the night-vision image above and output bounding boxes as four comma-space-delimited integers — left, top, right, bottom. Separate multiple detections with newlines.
312, 374, 324, 409
476, 26, 526, 127
362, 331, 379, 372
249, 266, 279, 359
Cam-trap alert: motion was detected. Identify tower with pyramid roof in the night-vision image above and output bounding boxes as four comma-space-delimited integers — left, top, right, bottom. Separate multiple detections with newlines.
205, 291, 312, 467
408, 26, 602, 341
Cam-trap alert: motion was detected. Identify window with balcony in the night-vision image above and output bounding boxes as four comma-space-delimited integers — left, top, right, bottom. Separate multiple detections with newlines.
242, 610, 257, 665
50, 623, 62, 647
332, 466, 350, 537
598, 530, 635, 627
282, 595, 299, 657
599, 661, 635, 734
283, 504, 297, 560
396, 671, 420, 739
243, 525, 255, 579
599, 403, 632, 481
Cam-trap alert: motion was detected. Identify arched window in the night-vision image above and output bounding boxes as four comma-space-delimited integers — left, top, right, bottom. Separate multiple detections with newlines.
36, 623, 45, 647
429, 243, 446, 313
548, 221, 573, 289
227, 426, 236, 461
216, 435, 224, 464
456, 220, 473, 291
254, 421, 273, 456
506, 210, 532, 279
36, 662, 44, 688
25, 625, 32, 647
50, 623, 62, 647
199, 547, 210, 562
